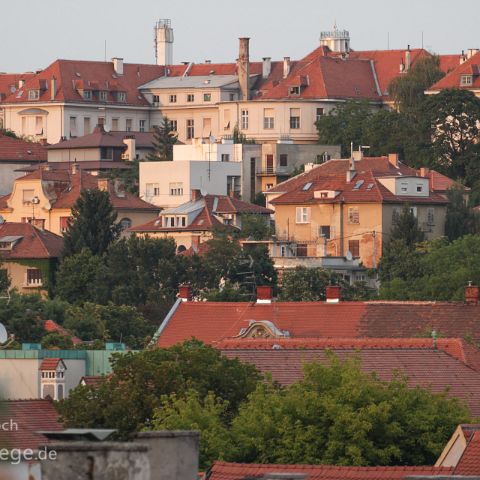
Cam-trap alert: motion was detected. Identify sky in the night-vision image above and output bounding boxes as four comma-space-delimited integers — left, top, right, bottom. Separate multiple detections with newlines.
3, 0, 479, 72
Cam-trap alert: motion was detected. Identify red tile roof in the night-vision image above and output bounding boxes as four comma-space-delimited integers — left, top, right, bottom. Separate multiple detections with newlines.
428, 52, 480, 92
0, 73, 35, 100
44, 319, 82, 344
0, 134, 47, 162
80, 376, 105, 387
454, 430, 480, 475
206, 461, 453, 480
0, 222, 63, 259
39, 358, 63, 371
0, 399, 63, 451
424, 170, 469, 193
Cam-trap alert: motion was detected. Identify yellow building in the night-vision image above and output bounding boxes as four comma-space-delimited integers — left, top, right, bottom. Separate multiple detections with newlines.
0, 168, 159, 236
266, 154, 449, 272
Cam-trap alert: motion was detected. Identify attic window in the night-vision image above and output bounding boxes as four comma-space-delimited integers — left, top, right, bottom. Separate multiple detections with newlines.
117, 92, 126, 102
460, 75, 473, 86
289, 86, 300, 95
83, 90, 92, 100
366, 183, 374, 191
353, 180, 364, 190
302, 182, 313, 191
0, 236, 23, 250
98, 91, 108, 101
28, 90, 40, 100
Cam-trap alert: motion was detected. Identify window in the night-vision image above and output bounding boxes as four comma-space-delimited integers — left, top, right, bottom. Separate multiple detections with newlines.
289, 86, 300, 95
181, 217, 186, 227
35, 116, 43, 135
203, 93, 211, 102
98, 91, 108, 101
227, 176, 241, 198
26, 268, 42, 286
320, 225, 331, 239
203, 117, 212, 136
186, 119, 194, 139
125, 119, 132, 132
145, 183, 160, 197
139, 120, 146, 132
28, 89, 40, 100
170, 119, 178, 131
169, 182, 184, 196
111, 118, 119, 131
84, 117, 91, 134
229, 93, 235, 101
241, 109, 249, 130
427, 208, 435, 225
221, 154, 230, 162
119, 218, 132, 230
186, 94, 194, 102
22, 189, 35, 204
348, 240, 360, 257
32, 218, 45, 229
348, 207, 359, 224
290, 108, 300, 129
296, 207, 310, 224
400, 182, 408, 193
60, 217, 72, 233
98, 116, 105, 126
280, 245, 287, 257
117, 92, 126, 102
265, 183, 274, 190
279, 154, 288, 167
416, 184, 423, 192
302, 182, 312, 191
100, 147, 113, 160
83, 90, 92, 100
224, 109, 231, 130
316, 107, 324, 122
69, 116, 77, 137
21, 116, 27, 134
460, 75, 473, 86
296, 244, 308, 257
392, 207, 401, 224
169, 94, 177, 103
263, 108, 274, 129
153, 95, 160, 105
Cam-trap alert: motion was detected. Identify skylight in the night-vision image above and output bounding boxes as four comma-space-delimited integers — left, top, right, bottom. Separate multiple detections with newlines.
353, 180, 364, 190
302, 182, 313, 191
366, 183, 374, 191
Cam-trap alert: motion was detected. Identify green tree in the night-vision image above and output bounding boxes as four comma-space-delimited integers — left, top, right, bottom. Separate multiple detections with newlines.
279, 267, 334, 301
236, 214, 273, 241
232, 124, 256, 144
55, 248, 108, 304
41, 332, 74, 350
445, 187, 479, 241
63, 188, 121, 257
390, 205, 425, 247
0, 259, 10, 294
231, 355, 470, 466
146, 117, 177, 161
103, 158, 140, 195
56, 340, 261, 437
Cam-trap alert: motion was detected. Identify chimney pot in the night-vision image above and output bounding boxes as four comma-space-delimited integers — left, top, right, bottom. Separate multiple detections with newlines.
112, 57, 124, 76
178, 285, 192, 302
465, 284, 479, 305
326, 285, 341, 303
257, 286, 273, 304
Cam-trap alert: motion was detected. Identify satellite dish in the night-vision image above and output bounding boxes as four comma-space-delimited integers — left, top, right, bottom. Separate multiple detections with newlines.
345, 250, 353, 261
200, 188, 208, 196
0, 323, 8, 344
103, 125, 110, 133
0, 215, 4, 224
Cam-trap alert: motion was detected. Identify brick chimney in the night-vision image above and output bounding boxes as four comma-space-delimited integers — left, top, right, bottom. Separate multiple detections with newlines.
178, 285, 192, 302
51, 77, 57, 100
238, 38, 250, 101
256, 286, 273, 304
262, 57, 272, 79
283, 57, 291, 79
388, 153, 399, 168
326, 285, 341, 303
112, 57, 124, 76
465, 283, 479, 305
419, 167, 430, 177
191, 189, 202, 201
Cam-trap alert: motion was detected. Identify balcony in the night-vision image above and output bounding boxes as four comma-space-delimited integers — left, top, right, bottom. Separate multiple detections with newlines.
257, 166, 289, 177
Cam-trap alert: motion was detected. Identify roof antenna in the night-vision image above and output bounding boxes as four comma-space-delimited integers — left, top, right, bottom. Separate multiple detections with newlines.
421, 32, 424, 49
104, 40, 107, 63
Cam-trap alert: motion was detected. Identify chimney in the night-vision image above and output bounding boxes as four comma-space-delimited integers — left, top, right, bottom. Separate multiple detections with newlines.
326, 285, 341, 303
238, 37, 250, 101
262, 57, 272, 79
51, 77, 57, 100
122, 135, 136, 161
467, 48, 479, 59
178, 285, 192, 302
419, 167, 429, 178
191, 189, 202, 201
465, 283, 479, 305
405, 45, 411, 71
191, 235, 200, 253
256, 286, 273, 304
388, 153, 399, 167
112, 57, 124, 76
346, 157, 356, 183
71, 163, 78, 175
283, 57, 291, 79
460, 50, 467, 64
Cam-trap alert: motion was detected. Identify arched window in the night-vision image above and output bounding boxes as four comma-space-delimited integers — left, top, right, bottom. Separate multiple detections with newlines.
177, 245, 187, 254
57, 384, 64, 401
119, 218, 132, 230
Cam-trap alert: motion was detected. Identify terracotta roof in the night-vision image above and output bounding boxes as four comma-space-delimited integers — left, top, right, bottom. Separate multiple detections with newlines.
0, 134, 47, 162
424, 170, 469, 193
156, 299, 480, 348
454, 430, 480, 474
178, 242, 211, 257
0, 222, 63, 259
206, 461, 453, 480
0, 73, 35, 99
219, 339, 480, 416
80, 376, 105, 387
269, 157, 448, 206
47, 129, 155, 150
44, 319, 82, 344
0, 399, 63, 450
428, 52, 480, 92
39, 358, 64, 371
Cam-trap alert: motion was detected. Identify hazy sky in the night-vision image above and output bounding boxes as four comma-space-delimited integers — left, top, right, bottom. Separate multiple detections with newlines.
3, 0, 479, 72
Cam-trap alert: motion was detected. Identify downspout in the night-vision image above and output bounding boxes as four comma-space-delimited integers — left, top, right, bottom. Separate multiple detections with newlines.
340, 199, 345, 256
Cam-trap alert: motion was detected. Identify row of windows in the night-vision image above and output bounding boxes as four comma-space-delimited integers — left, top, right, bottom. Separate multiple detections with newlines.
41, 371, 64, 379
291, 240, 361, 258
153, 93, 213, 105
145, 183, 185, 197
69, 117, 146, 136
239, 108, 324, 131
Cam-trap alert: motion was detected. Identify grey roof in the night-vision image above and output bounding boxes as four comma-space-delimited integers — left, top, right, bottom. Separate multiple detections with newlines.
139, 75, 240, 90
161, 199, 205, 215
0, 235, 23, 243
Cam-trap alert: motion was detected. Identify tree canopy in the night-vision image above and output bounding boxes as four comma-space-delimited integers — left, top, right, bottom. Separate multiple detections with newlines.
146, 117, 177, 161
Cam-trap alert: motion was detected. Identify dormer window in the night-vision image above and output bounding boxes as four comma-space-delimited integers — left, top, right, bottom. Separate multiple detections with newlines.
460, 75, 473, 86
28, 90, 40, 100
289, 86, 300, 95
117, 92, 126, 102
83, 90, 92, 100
98, 91, 108, 101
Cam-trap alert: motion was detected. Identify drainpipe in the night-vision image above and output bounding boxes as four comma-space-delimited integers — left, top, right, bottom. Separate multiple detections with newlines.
339, 199, 345, 256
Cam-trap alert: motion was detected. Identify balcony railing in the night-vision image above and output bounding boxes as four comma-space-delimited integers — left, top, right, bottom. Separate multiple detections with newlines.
257, 167, 289, 176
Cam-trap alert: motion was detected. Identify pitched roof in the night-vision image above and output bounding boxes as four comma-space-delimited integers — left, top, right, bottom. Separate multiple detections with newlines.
0, 134, 47, 162
44, 319, 82, 344
424, 169, 470, 193
156, 299, 480, 348
428, 52, 480, 92
80, 376, 105, 387
0, 73, 35, 99
206, 461, 453, 480
454, 430, 480, 475
0, 222, 63, 259
39, 358, 65, 371
0, 399, 63, 450
268, 157, 448, 205
219, 338, 480, 416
